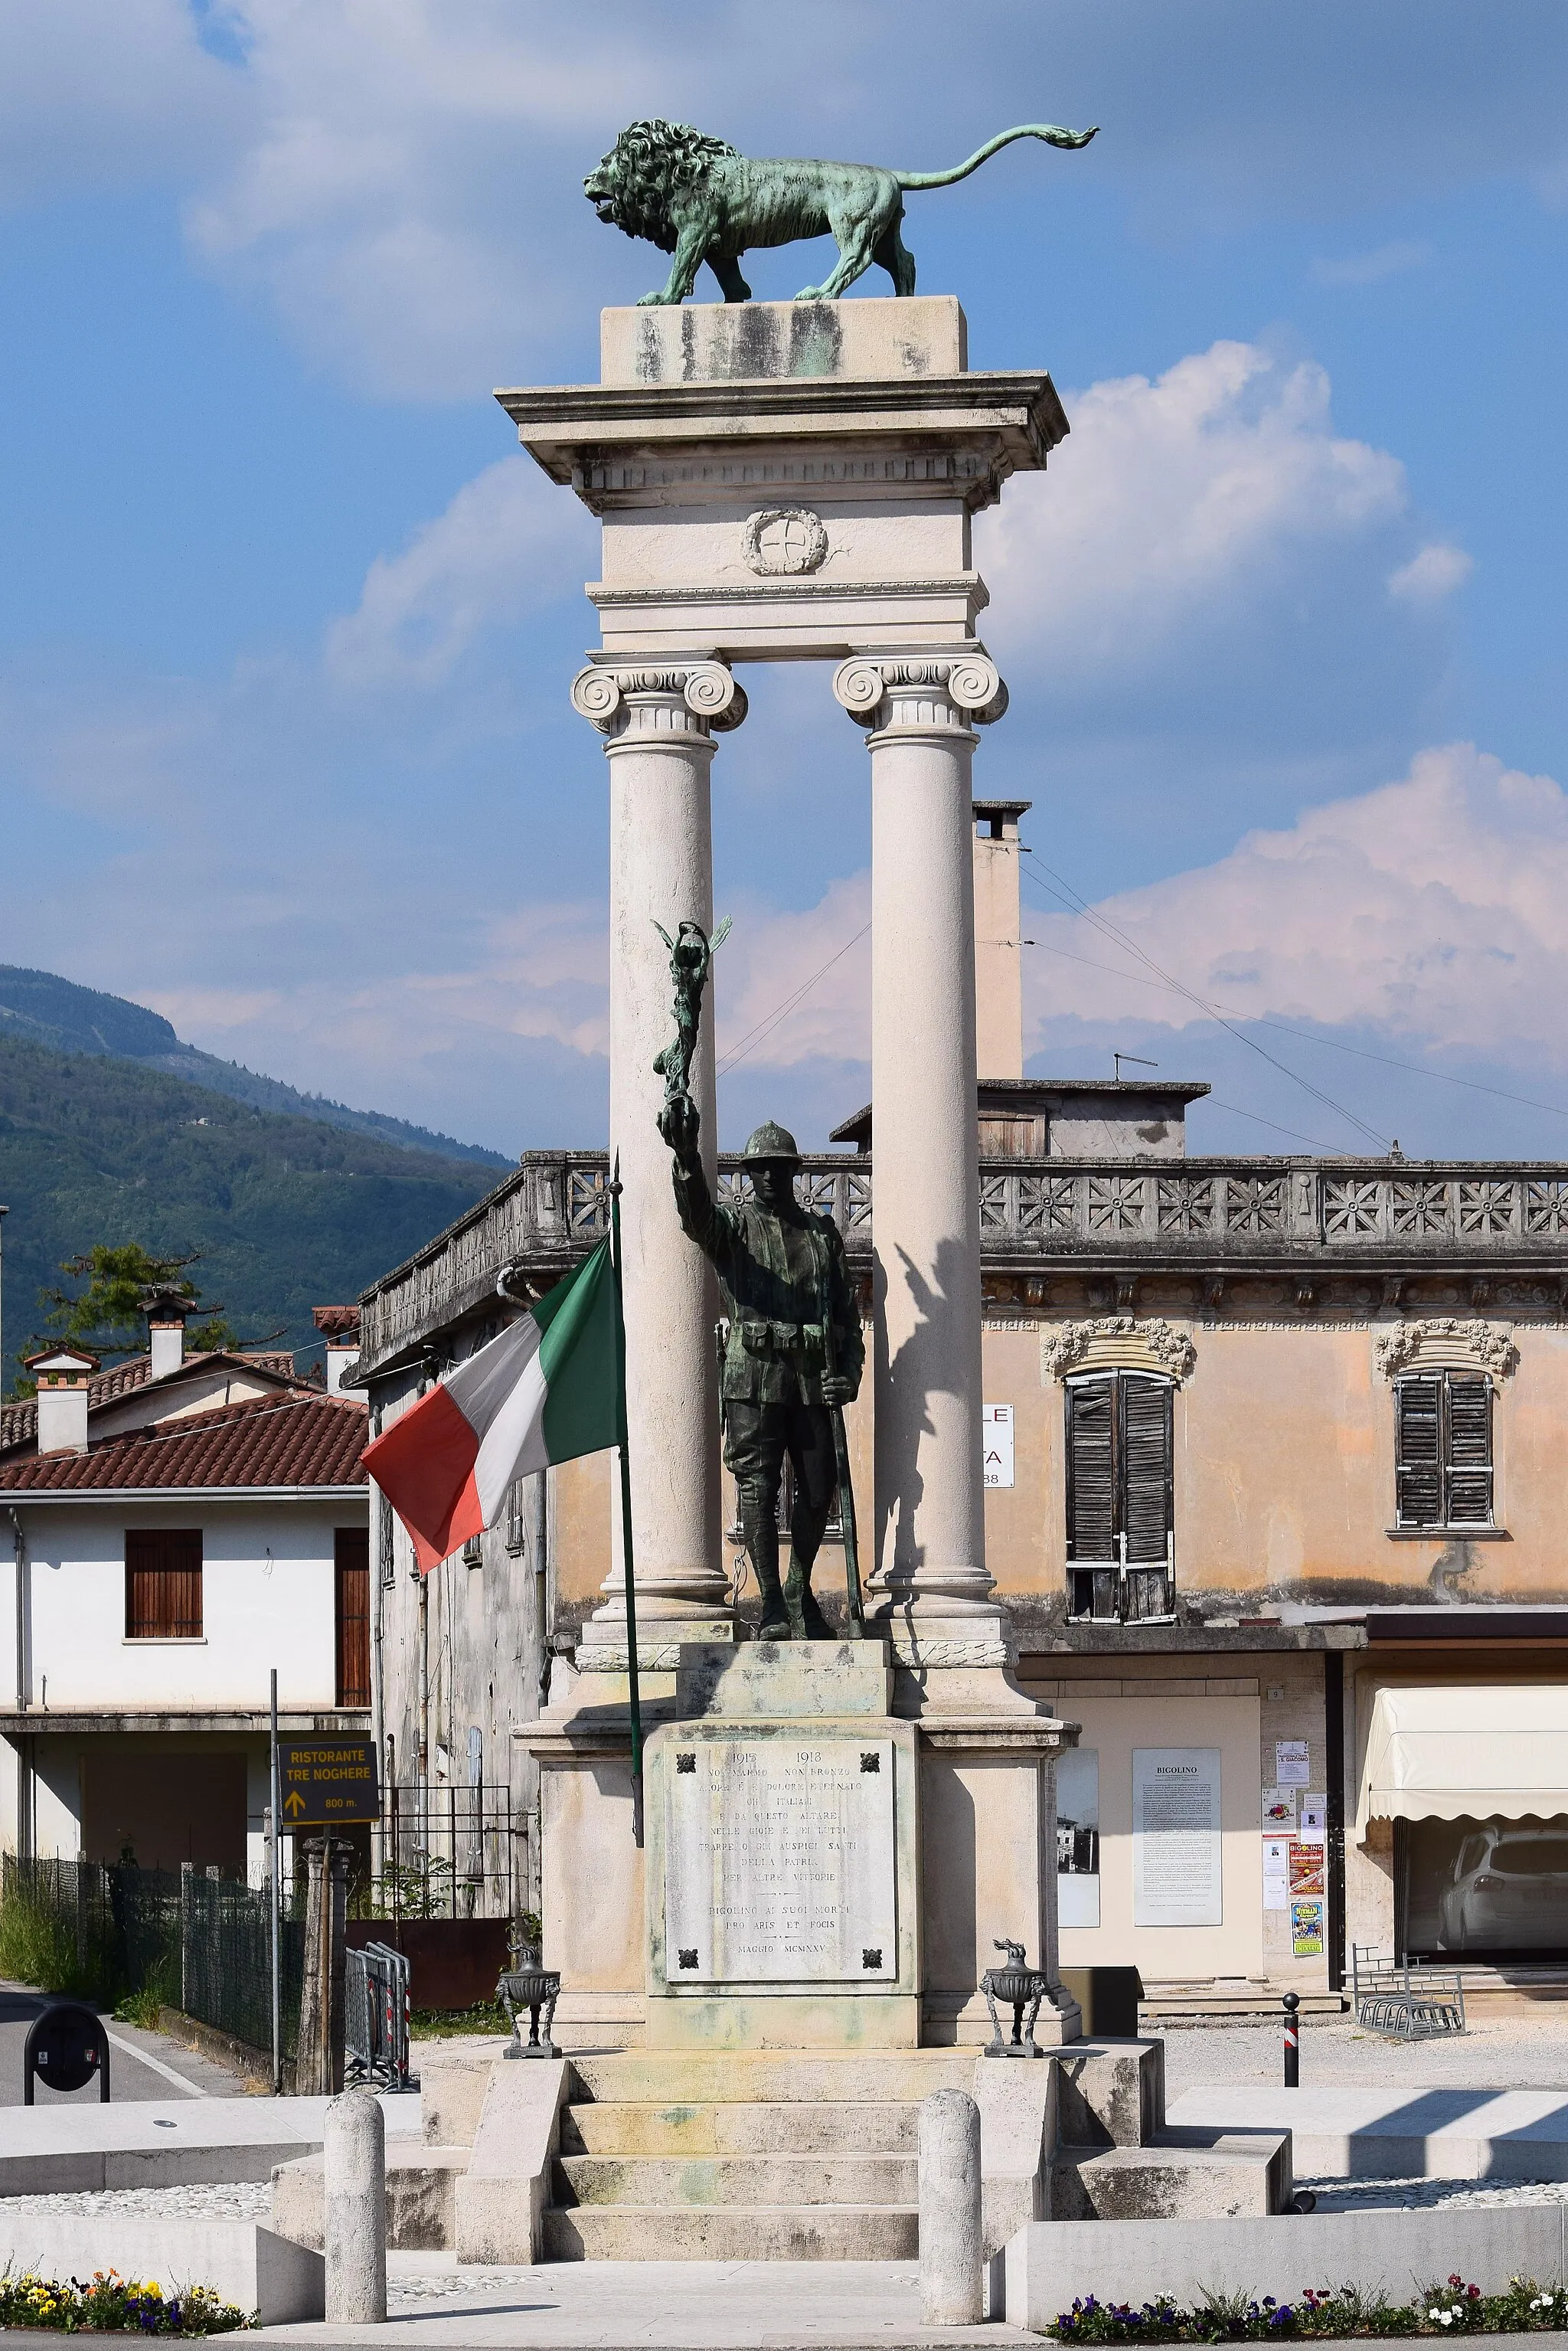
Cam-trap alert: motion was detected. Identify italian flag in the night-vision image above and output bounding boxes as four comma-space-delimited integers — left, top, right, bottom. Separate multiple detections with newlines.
362, 1238, 622, 1574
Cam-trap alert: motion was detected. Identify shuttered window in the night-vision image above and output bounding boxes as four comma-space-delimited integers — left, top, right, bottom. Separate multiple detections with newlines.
1065, 1372, 1174, 1622
335, 1527, 371, 1708
1395, 1372, 1494, 1528
125, 1530, 202, 1639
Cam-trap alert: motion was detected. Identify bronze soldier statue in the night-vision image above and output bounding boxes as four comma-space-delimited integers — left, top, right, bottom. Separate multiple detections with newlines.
656, 1093, 863, 1639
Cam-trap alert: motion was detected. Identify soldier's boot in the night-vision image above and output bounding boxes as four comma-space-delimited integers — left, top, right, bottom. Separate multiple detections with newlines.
783, 1496, 833, 1640
737, 1478, 792, 1640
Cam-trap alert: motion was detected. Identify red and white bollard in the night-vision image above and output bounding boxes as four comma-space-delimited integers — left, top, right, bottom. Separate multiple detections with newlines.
1282, 1991, 1300, 2087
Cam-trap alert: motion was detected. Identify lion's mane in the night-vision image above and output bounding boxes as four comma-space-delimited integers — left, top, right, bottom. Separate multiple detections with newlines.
584, 120, 738, 254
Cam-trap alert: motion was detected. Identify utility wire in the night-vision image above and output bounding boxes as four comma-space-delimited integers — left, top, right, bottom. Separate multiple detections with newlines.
1020, 849, 1391, 1151
716, 923, 870, 1077
1020, 894, 1568, 1126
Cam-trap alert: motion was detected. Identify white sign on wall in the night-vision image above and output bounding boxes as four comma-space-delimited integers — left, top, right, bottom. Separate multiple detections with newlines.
1262, 1836, 1290, 1911
1132, 1747, 1223, 1927
1056, 1745, 1100, 1928
982, 1404, 1015, 1489
1275, 1738, 1311, 1787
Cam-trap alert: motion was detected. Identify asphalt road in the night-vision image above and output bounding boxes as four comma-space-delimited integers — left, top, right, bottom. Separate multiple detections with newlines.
0, 1980, 247, 2105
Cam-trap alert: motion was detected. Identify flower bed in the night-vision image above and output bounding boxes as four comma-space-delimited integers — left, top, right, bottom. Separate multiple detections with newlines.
1055, 2275, 1568, 2341
0, 2268, 250, 2335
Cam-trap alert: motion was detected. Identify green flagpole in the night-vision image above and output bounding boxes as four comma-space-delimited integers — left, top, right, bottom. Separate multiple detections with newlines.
609, 1156, 644, 1848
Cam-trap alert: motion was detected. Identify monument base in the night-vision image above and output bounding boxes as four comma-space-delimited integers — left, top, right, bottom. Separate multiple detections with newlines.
645, 1993, 923, 2050
517, 1634, 1079, 2052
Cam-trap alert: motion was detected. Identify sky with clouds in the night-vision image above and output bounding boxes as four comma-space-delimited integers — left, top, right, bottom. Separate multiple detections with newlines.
2, 0, 1566, 1162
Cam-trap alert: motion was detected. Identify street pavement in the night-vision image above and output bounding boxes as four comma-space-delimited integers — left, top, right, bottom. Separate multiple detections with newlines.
0, 1979, 245, 2105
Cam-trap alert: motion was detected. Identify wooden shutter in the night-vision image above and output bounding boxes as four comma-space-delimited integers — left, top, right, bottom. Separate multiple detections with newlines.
335, 1527, 371, 1708
1395, 1375, 1443, 1526
125, 1530, 202, 1639
1066, 1377, 1116, 1562
1121, 1375, 1174, 1565
1445, 1375, 1493, 1525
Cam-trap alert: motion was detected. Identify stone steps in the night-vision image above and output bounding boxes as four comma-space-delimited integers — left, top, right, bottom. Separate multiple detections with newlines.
561, 2099, 919, 2156
541, 2200, 919, 2262
557, 2150, 918, 2208
567, 2050, 975, 2105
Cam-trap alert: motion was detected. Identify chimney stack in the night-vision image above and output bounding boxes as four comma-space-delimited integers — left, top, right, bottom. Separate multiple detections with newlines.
972, 800, 1031, 1081
142, 1287, 191, 1381
312, 1306, 362, 1396
26, 1346, 98, 1456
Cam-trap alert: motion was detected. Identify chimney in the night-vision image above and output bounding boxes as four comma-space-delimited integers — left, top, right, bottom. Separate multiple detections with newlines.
312, 1306, 362, 1396
25, 1346, 98, 1457
972, 800, 1031, 1081
141, 1287, 191, 1381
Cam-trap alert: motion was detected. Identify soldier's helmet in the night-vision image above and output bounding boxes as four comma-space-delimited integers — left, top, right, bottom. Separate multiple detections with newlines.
743, 1120, 802, 1166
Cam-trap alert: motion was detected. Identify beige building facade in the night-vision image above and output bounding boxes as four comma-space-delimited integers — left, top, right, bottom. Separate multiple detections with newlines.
357, 803, 1568, 2006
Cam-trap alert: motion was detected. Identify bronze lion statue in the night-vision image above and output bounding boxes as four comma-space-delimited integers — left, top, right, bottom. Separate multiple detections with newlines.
584, 119, 1098, 306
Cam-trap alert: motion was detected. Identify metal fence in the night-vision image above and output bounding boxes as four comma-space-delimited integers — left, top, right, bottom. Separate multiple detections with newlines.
0, 1855, 303, 2066
177, 1865, 304, 2061
370, 1779, 526, 1923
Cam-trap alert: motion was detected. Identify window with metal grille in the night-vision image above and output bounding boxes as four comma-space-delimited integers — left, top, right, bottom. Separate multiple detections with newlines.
1395, 1372, 1494, 1529
125, 1529, 202, 1639
1065, 1372, 1174, 1623
335, 1527, 371, 1706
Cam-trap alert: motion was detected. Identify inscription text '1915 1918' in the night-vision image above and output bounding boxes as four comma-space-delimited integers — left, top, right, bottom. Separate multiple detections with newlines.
663, 1736, 896, 1984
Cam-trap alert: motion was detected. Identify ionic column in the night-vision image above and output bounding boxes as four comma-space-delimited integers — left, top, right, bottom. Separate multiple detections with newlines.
570, 659, 747, 1663
834, 652, 1009, 1657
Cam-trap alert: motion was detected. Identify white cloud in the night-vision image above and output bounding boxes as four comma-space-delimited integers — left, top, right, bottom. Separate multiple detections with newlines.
714, 877, 871, 1074
1309, 240, 1432, 287
1388, 542, 1473, 604
325, 457, 594, 689
978, 342, 1409, 679
1023, 743, 1568, 1071
0, 0, 244, 208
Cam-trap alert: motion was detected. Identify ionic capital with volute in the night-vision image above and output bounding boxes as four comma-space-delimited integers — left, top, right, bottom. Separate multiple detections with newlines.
831, 650, 1008, 736
570, 659, 748, 746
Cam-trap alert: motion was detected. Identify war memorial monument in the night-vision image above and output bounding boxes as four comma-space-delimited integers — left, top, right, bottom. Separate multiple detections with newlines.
322, 117, 1295, 2288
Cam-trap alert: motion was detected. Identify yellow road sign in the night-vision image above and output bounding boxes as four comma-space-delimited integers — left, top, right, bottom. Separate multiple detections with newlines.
278, 1737, 379, 1829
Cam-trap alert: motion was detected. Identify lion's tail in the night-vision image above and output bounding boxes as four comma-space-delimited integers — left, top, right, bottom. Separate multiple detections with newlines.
897, 122, 1097, 191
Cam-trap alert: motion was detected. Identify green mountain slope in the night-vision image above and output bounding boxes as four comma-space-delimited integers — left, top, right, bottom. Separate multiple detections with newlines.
0, 1035, 499, 1381
0, 966, 509, 1169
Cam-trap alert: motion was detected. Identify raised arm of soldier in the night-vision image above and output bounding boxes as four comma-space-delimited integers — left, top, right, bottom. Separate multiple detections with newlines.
655, 1090, 733, 1261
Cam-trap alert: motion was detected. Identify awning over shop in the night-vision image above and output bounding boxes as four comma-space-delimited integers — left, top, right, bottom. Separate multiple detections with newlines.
1359, 1685, 1568, 1832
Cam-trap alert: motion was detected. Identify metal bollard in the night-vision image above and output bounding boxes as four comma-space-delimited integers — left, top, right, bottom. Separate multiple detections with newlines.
325, 2088, 386, 2325
919, 2088, 982, 2326
1283, 1991, 1300, 2088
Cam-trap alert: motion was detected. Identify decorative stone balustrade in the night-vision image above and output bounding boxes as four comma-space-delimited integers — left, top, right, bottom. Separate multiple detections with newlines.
355, 1153, 1568, 1378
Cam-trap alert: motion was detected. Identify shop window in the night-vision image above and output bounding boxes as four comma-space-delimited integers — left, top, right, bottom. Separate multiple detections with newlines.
1402, 1813, 1568, 1961
335, 1527, 371, 1707
125, 1529, 202, 1639
1394, 1372, 1493, 1529
1065, 1372, 1174, 1623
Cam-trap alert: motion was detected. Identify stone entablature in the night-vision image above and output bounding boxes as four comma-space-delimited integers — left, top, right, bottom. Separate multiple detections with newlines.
357, 1151, 1568, 1381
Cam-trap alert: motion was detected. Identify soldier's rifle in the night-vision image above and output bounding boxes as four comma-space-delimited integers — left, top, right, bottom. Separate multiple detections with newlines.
811, 1230, 866, 1639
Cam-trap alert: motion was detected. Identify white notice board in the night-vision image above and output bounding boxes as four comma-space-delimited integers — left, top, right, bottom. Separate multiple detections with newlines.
982, 1404, 1014, 1489
1132, 1748, 1223, 1926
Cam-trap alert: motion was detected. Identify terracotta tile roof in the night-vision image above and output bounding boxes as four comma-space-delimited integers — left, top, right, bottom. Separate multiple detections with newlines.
0, 1391, 368, 1494
0, 1349, 300, 1455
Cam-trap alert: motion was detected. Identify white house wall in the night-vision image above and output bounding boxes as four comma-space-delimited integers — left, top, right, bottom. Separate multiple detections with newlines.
8, 1503, 346, 1712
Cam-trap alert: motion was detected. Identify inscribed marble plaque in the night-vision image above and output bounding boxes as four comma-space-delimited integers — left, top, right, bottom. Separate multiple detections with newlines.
664, 1735, 896, 1983
1132, 1746, 1222, 1926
